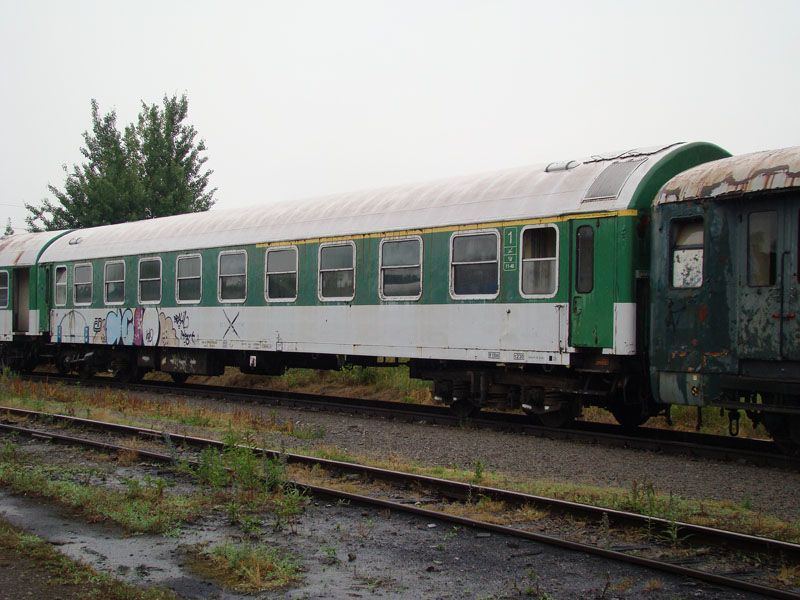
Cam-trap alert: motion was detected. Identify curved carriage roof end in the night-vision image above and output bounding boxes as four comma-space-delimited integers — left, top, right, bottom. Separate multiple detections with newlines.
40, 142, 725, 263
658, 146, 800, 204
0, 230, 70, 268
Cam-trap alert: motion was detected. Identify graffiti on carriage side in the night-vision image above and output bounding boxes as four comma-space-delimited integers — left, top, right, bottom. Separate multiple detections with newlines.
56, 310, 89, 343
57, 308, 198, 348
170, 310, 197, 346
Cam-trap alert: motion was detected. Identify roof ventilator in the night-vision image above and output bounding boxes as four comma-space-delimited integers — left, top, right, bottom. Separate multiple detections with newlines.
545, 160, 580, 173
582, 159, 647, 202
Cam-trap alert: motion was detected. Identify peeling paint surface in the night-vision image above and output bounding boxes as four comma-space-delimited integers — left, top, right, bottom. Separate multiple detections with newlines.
658, 146, 800, 204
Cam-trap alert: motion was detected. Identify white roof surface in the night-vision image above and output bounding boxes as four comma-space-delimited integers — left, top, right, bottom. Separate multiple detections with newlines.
658, 146, 800, 204
41, 143, 693, 262
0, 230, 69, 267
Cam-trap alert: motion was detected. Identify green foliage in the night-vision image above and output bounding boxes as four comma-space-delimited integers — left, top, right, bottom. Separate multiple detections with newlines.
26, 95, 216, 231
196, 447, 229, 489
189, 541, 301, 592
3, 218, 13, 236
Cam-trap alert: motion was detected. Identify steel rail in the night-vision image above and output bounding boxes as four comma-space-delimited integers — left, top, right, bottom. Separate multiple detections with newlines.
24, 373, 800, 470
0, 414, 796, 599
2, 405, 797, 558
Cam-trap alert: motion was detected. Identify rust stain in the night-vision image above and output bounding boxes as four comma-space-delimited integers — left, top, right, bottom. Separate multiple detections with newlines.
697, 304, 708, 323
659, 147, 800, 203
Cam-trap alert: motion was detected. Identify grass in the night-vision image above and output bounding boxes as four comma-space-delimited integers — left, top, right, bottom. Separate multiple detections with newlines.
186, 541, 302, 592
193, 365, 433, 404
0, 516, 176, 599
0, 371, 324, 441
0, 455, 211, 534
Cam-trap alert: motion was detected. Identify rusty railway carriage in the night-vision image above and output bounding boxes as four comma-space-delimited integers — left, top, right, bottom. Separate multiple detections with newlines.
653, 147, 800, 449
4, 141, 800, 449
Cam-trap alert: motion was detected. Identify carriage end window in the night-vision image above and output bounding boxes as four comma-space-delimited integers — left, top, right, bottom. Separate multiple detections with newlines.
748, 211, 777, 287
54, 266, 67, 306
266, 247, 298, 301
0, 271, 8, 308
671, 218, 704, 289
138, 258, 162, 303
177, 255, 202, 303
219, 251, 247, 302
451, 232, 499, 297
319, 243, 355, 300
521, 226, 558, 296
104, 261, 125, 304
74, 264, 93, 305
380, 238, 422, 300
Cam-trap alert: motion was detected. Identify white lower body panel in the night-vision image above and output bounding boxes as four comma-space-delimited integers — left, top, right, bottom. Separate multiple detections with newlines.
50, 303, 571, 366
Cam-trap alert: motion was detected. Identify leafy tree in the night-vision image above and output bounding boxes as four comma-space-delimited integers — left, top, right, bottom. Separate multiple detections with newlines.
3, 219, 13, 236
26, 95, 216, 231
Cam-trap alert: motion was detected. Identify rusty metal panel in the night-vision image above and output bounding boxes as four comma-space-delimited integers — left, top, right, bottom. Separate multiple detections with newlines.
658, 147, 800, 204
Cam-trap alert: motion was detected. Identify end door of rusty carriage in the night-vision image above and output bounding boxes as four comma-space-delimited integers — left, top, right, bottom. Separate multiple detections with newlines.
735, 196, 800, 361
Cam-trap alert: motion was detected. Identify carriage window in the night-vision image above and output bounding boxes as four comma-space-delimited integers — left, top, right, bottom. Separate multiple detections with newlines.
672, 219, 704, 288
219, 251, 247, 301
138, 258, 162, 303
575, 226, 594, 293
521, 226, 558, 296
319, 243, 355, 300
54, 266, 67, 306
266, 247, 298, 301
380, 238, 422, 299
104, 261, 125, 304
748, 211, 777, 287
74, 264, 93, 305
0, 271, 8, 308
451, 232, 499, 297
177, 255, 202, 303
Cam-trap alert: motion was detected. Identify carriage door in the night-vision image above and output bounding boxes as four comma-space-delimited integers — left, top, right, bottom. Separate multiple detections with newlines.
569, 218, 615, 348
12, 268, 30, 333
736, 198, 800, 360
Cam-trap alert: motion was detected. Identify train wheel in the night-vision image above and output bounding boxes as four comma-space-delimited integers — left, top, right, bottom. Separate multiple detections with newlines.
451, 398, 479, 418
610, 403, 650, 429
764, 413, 800, 455
170, 373, 189, 384
113, 363, 144, 383
78, 363, 95, 380
536, 392, 577, 428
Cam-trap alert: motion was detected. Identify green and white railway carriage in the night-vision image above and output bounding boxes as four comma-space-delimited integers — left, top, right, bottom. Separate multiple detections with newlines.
652, 147, 800, 447
37, 142, 728, 423
0, 230, 69, 365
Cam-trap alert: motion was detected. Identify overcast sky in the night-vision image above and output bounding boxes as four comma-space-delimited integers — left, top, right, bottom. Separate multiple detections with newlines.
1, 0, 798, 231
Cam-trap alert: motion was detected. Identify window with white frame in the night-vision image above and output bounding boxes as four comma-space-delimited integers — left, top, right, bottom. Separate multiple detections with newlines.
0, 271, 8, 308
380, 238, 421, 299
672, 218, 704, 289
104, 261, 125, 304
138, 258, 162, 303
521, 226, 558, 296
319, 242, 355, 300
74, 264, 93, 305
54, 266, 67, 306
265, 247, 297, 301
451, 232, 499, 296
219, 251, 247, 301
176, 255, 202, 303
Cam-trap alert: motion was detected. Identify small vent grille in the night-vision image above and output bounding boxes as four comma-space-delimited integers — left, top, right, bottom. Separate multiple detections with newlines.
583, 159, 646, 202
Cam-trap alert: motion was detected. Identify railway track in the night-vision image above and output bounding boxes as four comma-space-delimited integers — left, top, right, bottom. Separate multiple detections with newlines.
24, 372, 800, 471
0, 406, 797, 599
